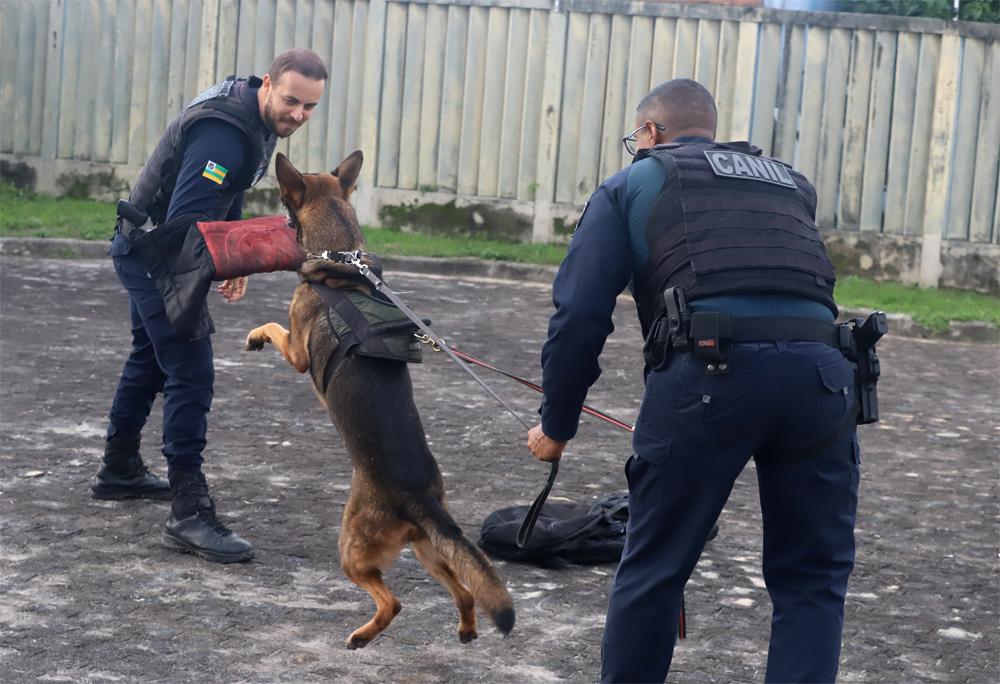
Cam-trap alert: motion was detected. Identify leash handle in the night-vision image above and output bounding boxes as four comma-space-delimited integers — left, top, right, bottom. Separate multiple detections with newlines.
515, 460, 559, 548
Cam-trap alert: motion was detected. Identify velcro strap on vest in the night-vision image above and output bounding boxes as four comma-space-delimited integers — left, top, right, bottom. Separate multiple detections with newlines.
726, 317, 841, 347
196, 215, 304, 281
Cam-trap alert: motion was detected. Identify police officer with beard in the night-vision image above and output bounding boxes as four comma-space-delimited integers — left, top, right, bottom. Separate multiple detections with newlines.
90, 49, 327, 563
528, 79, 860, 682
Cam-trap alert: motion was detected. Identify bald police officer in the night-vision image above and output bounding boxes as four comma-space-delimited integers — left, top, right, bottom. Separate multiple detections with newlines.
528, 79, 860, 682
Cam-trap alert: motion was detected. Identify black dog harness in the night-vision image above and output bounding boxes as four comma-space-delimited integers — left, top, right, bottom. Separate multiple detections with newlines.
307, 282, 425, 392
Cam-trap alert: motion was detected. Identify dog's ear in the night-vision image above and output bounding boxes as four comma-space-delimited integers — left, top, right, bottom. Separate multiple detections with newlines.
275, 153, 306, 207
331, 150, 363, 196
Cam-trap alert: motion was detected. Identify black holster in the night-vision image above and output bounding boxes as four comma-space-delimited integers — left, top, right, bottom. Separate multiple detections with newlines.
642, 287, 691, 370
838, 311, 887, 424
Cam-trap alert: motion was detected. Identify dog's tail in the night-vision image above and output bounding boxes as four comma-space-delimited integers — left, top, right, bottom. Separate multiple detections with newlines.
406, 496, 515, 635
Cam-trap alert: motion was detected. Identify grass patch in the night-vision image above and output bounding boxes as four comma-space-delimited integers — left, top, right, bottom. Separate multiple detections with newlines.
2, 182, 996, 330
0, 183, 115, 240
835, 275, 999, 331
361, 226, 567, 265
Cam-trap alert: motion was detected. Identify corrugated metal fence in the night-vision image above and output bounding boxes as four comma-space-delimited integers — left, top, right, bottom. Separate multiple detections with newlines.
1, 0, 998, 248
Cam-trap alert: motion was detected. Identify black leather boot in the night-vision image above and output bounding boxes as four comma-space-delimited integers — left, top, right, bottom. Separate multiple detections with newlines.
162, 470, 254, 564
90, 434, 171, 500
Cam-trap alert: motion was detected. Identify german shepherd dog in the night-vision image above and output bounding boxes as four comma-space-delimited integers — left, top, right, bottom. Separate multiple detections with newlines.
245, 152, 514, 648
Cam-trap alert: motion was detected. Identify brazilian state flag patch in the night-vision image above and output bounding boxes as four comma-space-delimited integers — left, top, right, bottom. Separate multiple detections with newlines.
202, 160, 228, 185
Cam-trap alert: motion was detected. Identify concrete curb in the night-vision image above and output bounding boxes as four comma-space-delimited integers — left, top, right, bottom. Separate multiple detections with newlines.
2, 236, 997, 344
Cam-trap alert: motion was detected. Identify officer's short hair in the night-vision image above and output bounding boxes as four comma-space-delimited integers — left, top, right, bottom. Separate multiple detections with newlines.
268, 48, 328, 84
638, 79, 717, 131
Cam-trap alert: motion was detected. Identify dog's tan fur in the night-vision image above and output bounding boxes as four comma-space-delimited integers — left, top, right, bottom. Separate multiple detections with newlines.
246, 152, 514, 648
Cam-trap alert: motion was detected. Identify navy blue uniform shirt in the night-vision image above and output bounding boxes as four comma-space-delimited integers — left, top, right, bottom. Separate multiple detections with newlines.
539, 137, 832, 441
165, 118, 251, 222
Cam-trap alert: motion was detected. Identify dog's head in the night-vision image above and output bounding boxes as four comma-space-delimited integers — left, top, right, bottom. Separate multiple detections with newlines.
274, 151, 365, 254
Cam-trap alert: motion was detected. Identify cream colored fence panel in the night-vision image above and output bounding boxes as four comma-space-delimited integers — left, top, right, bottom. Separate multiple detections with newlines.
344, 1, 369, 164
2, 0, 997, 247
750, 22, 781, 154
396, 3, 426, 189
858, 31, 896, 233
838, 30, 875, 230
599, 14, 631, 183
235, 0, 257, 75
287, 0, 315, 168
437, 5, 468, 193
532, 6, 565, 210
417, 3, 446, 188
797, 26, 828, 180
0, 3, 15, 154
499, 8, 530, 199
673, 18, 697, 79
574, 13, 611, 205
947, 38, 986, 239
28, 1, 48, 158
695, 20, 720, 93
12, 2, 36, 156
477, 6, 510, 197
306, 0, 333, 171
375, 0, 407, 188
883, 31, 919, 234
815, 27, 850, 228
773, 24, 805, 162
713, 19, 742, 143
456, 5, 488, 195
517, 9, 549, 201
970, 42, 1000, 244
903, 34, 942, 236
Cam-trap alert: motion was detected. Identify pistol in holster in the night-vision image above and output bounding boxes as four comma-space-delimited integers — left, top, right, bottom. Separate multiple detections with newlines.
644, 287, 690, 370
837, 311, 888, 424
115, 199, 154, 240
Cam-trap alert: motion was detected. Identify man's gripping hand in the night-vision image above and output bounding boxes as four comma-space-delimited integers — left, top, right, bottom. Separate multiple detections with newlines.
218, 276, 249, 302
528, 424, 568, 462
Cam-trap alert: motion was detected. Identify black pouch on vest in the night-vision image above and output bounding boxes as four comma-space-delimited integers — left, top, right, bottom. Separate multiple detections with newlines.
689, 312, 733, 372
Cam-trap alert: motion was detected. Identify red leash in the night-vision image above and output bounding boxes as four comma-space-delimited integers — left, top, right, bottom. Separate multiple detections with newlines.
449, 347, 635, 433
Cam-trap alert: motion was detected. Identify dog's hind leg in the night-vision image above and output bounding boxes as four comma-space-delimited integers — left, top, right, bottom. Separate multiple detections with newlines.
339, 517, 411, 649
411, 537, 478, 643
341, 566, 401, 649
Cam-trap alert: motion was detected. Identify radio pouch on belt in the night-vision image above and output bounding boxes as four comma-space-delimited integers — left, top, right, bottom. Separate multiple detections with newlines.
689, 312, 733, 372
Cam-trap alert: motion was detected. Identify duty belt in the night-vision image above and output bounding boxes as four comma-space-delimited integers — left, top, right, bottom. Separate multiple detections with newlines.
644, 287, 887, 424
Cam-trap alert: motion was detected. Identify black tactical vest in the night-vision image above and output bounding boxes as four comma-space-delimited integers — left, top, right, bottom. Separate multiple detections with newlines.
632, 141, 838, 332
128, 76, 277, 225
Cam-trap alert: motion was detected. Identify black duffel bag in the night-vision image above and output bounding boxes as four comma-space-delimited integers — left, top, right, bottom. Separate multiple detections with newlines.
478, 492, 630, 568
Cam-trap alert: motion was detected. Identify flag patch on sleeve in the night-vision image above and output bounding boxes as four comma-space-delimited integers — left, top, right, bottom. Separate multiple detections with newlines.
202, 160, 228, 185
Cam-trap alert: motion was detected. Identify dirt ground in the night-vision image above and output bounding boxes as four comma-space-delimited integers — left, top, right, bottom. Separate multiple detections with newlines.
1, 253, 997, 683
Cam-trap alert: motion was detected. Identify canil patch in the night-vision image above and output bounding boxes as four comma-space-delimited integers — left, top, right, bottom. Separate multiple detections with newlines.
703, 150, 796, 189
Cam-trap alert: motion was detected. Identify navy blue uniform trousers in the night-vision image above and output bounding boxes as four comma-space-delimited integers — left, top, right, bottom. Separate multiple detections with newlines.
106, 231, 214, 471
601, 341, 859, 683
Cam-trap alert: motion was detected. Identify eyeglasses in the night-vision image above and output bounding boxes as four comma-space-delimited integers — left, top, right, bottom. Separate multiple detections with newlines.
622, 122, 666, 157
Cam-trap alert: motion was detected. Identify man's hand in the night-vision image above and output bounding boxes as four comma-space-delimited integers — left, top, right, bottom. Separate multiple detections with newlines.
218, 276, 249, 302
528, 424, 568, 462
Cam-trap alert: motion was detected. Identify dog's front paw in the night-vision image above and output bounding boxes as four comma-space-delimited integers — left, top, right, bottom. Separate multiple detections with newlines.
245, 330, 266, 351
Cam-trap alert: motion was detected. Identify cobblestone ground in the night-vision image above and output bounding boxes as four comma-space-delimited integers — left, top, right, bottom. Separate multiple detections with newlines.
1, 254, 997, 683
